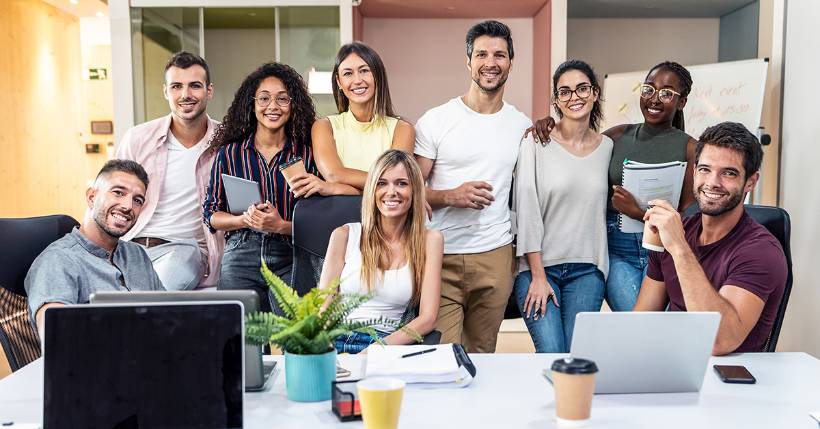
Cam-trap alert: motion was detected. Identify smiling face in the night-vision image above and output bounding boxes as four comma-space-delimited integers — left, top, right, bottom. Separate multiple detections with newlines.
163, 65, 212, 122
640, 67, 686, 127
89, 171, 146, 239
554, 69, 597, 121
375, 163, 412, 220
254, 76, 291, 133
694, 144, 758, 217
468, 35, 512, 93
337, 53, 375, 107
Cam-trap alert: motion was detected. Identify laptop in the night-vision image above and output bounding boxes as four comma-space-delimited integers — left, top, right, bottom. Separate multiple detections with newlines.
221, 174, 262, 215
90, 290, 276, 391
569, 311, 720, 394
43, 302, 243, 429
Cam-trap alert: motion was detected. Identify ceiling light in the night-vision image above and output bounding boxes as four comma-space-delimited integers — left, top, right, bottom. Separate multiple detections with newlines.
96, 11, 104, 18
69, 0, 79, 4
446, 6, 455, 11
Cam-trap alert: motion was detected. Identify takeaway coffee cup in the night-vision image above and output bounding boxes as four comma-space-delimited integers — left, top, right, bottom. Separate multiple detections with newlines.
278, 156, 307, 187
551, 357, 598, 427
642, 221, 665, 252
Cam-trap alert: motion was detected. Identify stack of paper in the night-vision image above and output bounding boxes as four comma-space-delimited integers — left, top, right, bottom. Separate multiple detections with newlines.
364, 344, 474, 387
620, 160, 688, 233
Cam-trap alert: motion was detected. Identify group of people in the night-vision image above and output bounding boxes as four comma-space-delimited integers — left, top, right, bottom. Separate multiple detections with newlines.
25, 20, 787, 357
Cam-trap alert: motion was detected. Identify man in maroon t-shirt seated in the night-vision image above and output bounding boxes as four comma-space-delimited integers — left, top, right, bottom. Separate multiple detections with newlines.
634, 121, 787, 355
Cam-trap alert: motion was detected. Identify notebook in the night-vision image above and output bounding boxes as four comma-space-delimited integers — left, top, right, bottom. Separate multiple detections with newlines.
619, 160, 688, 233
365, 344, 476, 387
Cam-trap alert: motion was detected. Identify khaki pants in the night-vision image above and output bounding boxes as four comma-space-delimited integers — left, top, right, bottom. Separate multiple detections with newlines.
435, 244, 514, 353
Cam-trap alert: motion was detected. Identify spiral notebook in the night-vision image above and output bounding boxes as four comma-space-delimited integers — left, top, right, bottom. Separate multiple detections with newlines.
619, 160, 687, 233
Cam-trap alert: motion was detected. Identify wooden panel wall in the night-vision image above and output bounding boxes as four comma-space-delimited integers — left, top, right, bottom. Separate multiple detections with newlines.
0, 0, 107, 221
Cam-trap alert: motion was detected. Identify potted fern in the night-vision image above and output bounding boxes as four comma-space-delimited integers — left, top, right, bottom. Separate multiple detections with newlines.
245, 261, 403, 402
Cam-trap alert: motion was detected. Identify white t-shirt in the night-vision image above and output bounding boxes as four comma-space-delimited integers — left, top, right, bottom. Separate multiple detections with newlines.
340, 223, 412, 332
414, 97, 531, 254
140, 131, 208, 251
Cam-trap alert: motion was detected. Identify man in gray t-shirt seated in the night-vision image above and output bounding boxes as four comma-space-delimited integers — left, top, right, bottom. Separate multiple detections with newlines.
25, 159, 165, 335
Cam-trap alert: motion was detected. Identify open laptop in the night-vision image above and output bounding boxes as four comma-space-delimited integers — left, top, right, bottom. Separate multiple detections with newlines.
90, 290, 276, 391
43, 302, 243, 429
569, 311, 720, 394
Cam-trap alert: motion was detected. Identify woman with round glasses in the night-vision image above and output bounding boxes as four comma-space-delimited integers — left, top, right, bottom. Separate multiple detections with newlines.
310, 42, 415, 194
513, 60, 613, 352
203, 62, 341, 313
527, 60, 696, 314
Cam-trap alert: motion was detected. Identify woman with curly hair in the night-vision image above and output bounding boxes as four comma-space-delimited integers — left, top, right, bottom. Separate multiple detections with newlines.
203, 62, 354, 312
310, 42, 415, 193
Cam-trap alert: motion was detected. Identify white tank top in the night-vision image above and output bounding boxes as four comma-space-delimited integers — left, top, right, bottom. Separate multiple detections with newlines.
339, 223, 412, 332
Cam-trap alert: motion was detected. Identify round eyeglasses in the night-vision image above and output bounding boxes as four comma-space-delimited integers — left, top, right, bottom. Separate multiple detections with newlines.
639, 84, 681, 104
253, 92, 291, 108
556, 84, 593, 102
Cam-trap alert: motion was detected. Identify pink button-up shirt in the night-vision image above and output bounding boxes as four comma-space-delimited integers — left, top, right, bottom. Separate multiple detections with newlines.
115, 114, 224, 288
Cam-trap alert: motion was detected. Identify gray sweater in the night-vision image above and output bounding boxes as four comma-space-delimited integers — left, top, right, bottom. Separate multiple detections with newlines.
513, 135, 613, 278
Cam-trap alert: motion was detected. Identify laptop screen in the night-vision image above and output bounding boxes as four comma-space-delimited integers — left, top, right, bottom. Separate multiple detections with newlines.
43, 303, 243, 429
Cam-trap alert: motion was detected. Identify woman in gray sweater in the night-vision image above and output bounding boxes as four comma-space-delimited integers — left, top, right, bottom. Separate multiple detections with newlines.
513, 60, 613, 353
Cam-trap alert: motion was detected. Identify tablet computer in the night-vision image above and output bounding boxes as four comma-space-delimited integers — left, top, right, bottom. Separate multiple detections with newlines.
222, 174, 262, 215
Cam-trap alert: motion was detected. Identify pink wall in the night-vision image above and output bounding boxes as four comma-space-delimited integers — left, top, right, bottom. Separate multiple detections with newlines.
363, 18, 534, 123
353, 6, 363, 41
532, 1, 551, 121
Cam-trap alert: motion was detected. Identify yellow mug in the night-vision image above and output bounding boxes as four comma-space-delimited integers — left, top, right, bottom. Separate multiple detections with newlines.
357, 377, 405, 429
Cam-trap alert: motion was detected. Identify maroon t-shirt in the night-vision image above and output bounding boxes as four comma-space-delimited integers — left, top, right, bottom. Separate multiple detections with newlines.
647, 211, 787, 353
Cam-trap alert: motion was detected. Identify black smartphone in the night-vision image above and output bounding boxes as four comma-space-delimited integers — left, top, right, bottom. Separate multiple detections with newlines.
713, 365, 756, 384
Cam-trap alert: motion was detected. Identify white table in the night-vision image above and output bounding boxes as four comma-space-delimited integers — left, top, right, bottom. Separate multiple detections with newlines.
1, 353, 818, 428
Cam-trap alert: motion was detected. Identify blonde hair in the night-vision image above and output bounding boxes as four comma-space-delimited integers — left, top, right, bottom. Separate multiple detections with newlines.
359, 150, 427, 305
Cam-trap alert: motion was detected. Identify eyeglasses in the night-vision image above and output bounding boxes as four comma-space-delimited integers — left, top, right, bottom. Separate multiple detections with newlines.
556, 84, 593, 102
253, 92, 291, 107
639, 84, 681, 104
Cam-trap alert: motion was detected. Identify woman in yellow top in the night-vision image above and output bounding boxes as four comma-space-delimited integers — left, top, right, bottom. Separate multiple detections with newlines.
309, 42, 415, 194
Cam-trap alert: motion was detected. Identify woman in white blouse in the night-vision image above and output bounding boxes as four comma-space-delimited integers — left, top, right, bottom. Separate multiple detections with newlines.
319, 150, 443, 353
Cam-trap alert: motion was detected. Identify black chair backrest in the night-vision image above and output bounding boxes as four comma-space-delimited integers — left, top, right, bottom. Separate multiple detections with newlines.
0, 215, 79, 297
682, 204, 793, 352
291, 196, 362, 295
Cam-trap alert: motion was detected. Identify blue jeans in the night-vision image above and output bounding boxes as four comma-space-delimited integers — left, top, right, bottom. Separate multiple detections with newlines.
605, 211, 649, 312
334, 330, 390, 354
218, 230, 293, 314
513, 263, 605, 353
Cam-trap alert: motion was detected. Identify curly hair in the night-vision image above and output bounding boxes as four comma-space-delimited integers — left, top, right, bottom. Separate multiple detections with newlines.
551, 59, 603, 131
210, 62, 316, 151
645, 61, 693, 131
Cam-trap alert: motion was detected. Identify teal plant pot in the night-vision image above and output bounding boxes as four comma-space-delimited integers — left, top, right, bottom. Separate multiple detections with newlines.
284, 349, 337, 402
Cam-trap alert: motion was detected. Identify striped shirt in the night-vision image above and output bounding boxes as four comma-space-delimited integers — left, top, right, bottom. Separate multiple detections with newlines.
203, 134, 317, 238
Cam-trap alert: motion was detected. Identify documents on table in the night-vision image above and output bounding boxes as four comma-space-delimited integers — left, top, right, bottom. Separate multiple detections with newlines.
365, 344, 476, 387
619, 160, 688, 233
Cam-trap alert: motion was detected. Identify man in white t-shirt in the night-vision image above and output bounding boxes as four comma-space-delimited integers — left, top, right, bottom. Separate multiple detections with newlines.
414, 21, 531, 352
116, 51, 224, 290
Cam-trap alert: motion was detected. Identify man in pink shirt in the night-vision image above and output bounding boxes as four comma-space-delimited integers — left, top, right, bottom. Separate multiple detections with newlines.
116, 51, 224, 290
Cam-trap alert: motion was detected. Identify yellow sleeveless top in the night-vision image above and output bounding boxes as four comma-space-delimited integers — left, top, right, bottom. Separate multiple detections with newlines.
327, 110, 398, 172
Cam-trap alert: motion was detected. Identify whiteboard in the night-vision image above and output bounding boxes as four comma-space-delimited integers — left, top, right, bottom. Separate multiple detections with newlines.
601, 59, 768, 139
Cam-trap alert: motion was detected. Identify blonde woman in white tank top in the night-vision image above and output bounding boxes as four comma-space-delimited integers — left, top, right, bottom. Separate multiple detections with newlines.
319, 150, 443, 354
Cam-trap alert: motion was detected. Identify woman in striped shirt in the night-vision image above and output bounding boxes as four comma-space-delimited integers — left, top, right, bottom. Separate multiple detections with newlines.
203, 62, 356, 313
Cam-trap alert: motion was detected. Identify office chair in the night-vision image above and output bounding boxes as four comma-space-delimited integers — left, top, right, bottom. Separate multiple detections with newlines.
682, 204, 792, 352
0, 214, 79, 372
291, 195, 440, 345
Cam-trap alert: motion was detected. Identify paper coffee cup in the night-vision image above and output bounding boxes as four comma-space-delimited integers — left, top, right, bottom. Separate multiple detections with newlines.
642, 221, 665, 252
279, 157, 307, 187
551, 357, 598, 427
357, 377, 405, 429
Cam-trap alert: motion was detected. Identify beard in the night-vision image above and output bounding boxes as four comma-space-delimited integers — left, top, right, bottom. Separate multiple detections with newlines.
695, 186, 744, 216
472, 68, 508, 93
93, 206, 131, 239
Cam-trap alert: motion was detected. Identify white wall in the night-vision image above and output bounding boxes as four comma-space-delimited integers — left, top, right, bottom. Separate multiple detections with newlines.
777, 0, 820, 358
567, 18, 720, 82
363, 18, 534, 123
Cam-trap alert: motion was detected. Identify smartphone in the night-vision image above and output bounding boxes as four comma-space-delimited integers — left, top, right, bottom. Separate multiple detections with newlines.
713, 365, 756, 384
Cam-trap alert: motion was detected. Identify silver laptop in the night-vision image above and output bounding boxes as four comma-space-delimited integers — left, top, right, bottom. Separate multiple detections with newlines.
570, 312, 720, 394
221, 174, 262, 215
90, 290, 275, 392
